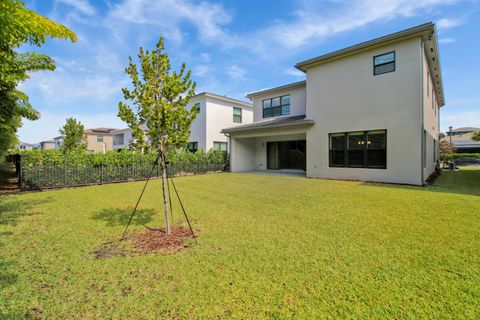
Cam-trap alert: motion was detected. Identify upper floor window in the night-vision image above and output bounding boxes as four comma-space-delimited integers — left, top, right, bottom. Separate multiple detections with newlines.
233, 107, 242, 123
263, 95, 290, 118
97, 136, 104, 142
373, 52, 395, 75
194, 102, 200, 113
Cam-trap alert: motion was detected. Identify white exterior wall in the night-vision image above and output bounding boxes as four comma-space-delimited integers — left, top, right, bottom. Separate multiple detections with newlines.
205, 96, 253, 150
230, 137, 256, 171
306, 37, 424, 185
112, 128, 134, 150
422, 50, 440, 181
188, 97, 208, 151
251, 85, 306, 122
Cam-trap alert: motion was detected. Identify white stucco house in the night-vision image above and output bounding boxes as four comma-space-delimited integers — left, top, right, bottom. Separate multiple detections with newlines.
223, 23, 444, 186
112, 92, 253, 152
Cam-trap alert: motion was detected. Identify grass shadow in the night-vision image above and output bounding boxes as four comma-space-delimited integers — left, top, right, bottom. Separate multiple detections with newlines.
92, 207, 157, 227
0, 196, 50, 226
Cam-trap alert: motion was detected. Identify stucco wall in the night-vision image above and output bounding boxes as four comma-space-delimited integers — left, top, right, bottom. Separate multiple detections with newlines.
230, 137, 256, 171
305, 37, 424, 185
251, 85, 306, 122
188, 97, 207, 151
86, 134, 113, 153
112, 128, 134, 150
422, 50, 440, 181
205, 96, 253, 151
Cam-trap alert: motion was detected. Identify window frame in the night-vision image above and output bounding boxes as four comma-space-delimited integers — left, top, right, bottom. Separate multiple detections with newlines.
213, 141, 228, 152
262, 94, 290, 118
329, 130, 387, 169
97, 135, 104, 143
373, 51, 395, 76
187, 141, 198, 153
233, 107, 242, 123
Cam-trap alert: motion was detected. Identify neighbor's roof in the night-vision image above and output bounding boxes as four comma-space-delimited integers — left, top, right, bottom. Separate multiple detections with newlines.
441, 131, 480, 146
294, 22, 445, 107
246, 80, 306, 99
193, 92, 252, 108
85, 127, 117, 135
222, 114, 314, 134
450, 127, 479, 132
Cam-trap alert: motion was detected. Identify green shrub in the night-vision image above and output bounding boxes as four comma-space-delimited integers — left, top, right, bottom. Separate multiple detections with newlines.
441, 153, 480, 162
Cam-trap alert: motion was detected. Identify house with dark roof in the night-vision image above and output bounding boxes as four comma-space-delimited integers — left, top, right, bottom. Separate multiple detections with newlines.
443, 127, 480, 153
223, 22, 444, 185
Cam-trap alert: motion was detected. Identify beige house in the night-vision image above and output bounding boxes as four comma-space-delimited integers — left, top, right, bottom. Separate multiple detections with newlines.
442, 127, 480, 153
84, 128, 116, 153
223, 23, 444, 185
40, 140, 55, 150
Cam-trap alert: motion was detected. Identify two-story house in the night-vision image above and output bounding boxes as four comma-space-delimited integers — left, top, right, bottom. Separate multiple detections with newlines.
112, 92, 253, 152
223, 23, 444, 185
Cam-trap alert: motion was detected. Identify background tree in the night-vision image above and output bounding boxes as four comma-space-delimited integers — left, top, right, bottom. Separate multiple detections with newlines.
59, 118, 86, 152
0, 0, 76, 157
472, 130, 480, 142
439, 140, 456, 160
118, 37, 199, 234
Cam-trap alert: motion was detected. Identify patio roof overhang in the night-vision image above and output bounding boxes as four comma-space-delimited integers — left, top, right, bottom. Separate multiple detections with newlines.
221, 115, 315, 135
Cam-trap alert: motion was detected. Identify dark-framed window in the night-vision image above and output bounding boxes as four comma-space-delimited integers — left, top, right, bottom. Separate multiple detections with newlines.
373, 52, 395, 75
194, 102, 200, 113
97, 136, 104, 142
262, 95, 290, 118
187, 141, 198, 153
213, 141, 228, 152
329, 130, 387, 169
233, 107, 242, 123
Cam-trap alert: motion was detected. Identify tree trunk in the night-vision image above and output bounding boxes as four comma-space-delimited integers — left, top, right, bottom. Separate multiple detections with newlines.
161, 153, 171, 235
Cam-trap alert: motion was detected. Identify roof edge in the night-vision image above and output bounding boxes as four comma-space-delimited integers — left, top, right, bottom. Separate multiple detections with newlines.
194, 92, 252, 107
246, 80, 306, 99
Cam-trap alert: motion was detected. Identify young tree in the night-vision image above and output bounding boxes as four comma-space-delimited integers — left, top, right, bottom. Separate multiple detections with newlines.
439, 140, 456, 161
59, 118, 86, 152
118, 37, 199, 234
0, 0, 76, 157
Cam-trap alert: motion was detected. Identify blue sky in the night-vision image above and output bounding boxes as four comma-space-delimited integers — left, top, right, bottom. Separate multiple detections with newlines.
18, 0, 480, 143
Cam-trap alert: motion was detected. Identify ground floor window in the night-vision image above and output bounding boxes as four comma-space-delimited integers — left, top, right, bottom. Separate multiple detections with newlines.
213, 141, 228, 152
329, 130, 386, 169
187, 141, 198, 153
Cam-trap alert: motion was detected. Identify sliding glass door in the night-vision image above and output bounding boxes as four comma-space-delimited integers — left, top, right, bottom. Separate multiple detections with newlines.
267, 140, 306, 171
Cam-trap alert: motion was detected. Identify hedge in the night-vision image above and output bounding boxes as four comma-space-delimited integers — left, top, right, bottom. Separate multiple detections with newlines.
441, 153, 480, 161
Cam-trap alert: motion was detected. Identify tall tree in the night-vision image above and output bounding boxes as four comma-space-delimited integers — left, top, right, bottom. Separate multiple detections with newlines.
118, 37, 198, 234
0, 0, 76, 157
472, 130, 480, 142
59, 118, 86, 152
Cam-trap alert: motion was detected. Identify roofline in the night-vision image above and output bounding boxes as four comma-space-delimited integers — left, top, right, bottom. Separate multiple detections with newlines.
246, 80, 306, 99
221, 118, 314, 134
295, 22, 435, 70
193, 92, 252, 108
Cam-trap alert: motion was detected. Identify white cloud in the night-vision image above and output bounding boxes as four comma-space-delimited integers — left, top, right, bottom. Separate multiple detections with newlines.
226, 65, 246, 80
282, 67, 305, 77
441, 110, 480, 132
200, 53, 211, 63
439, 37, 456, 44
107, 0, 232, 44
192, 64, 210, 77
437, 17, 466, 30
57, 0, 96, 16
250, 0, 460, 50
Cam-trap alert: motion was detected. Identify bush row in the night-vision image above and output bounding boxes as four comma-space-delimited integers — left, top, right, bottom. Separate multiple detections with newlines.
14, 148, 226, 168
440, 153, 480, 161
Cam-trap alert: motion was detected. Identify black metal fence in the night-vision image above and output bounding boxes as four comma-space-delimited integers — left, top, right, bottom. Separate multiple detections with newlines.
18, 156, 225, 190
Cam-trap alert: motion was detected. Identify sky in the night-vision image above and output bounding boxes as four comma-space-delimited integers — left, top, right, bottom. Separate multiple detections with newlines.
18, 0, 480, 143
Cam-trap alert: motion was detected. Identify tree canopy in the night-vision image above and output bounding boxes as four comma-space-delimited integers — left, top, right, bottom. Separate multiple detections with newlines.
0, 0, 76, 157
472, 130, 480, 142
118, 37, 198, 234
59, 118, 86, 152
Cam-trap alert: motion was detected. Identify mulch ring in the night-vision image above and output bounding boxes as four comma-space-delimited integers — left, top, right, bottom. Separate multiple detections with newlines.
94, 226, 197, 259
131, 226, 197, 254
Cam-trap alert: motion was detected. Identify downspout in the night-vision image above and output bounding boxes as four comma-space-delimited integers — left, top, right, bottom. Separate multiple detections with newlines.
420, 39, 425, 186
223, 132, 231, 171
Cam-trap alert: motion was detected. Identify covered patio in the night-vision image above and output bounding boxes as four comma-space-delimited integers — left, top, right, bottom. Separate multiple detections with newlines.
222, 115, 314, 174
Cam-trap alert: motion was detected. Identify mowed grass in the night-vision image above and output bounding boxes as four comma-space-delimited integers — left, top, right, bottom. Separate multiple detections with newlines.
0, 170, 479, 319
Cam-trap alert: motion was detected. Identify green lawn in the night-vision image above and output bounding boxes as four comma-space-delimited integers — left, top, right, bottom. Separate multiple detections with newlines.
1, 170, 479, 319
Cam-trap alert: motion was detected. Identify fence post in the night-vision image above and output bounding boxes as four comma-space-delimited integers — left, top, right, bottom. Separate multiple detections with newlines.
18, 155, 22, 189
101, 164, 104, 184
63, 154, 67, 188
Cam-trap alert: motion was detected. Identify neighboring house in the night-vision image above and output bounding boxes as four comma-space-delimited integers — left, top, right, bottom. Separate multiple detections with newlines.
442, 127, 480, 153
223, 22, 444, 186
84, 128, 117, 153
40, 140, 55, 150
16, 142, 34, 151
53, 136, 64, 150
112, 92, 253, 153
